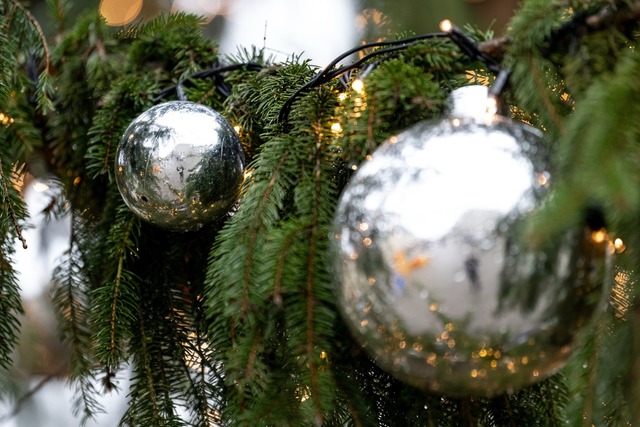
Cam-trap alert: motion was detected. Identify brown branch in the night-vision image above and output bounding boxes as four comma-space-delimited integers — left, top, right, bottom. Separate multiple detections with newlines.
478, 37, 509, 60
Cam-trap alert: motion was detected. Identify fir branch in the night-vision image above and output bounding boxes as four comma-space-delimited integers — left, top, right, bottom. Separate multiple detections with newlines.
91, 204, 141, 378
304, 121, 325, 423
0, 245, 23, 372
506, 0, 571, 137
0, 16, 11, 103
478, 0, 640, 59
0, 154, 25, 374
7, 0, 50, 72
51, 216, 105, 424
0, 158, 27, 249
0, 370, 63, 424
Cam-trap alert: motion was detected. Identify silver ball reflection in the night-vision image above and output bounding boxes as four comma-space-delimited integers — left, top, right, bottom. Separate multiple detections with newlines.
331, 87, 609, 397
115, 101, 245, 231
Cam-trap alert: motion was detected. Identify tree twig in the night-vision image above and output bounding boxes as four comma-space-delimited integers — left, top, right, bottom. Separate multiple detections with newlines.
477, 0, 640, 59
8, 0, 51, 73
0, 369, 65, 423
0, 158, 27, 249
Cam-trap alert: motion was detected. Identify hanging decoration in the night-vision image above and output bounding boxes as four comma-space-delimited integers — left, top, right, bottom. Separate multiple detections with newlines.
330, 84, 611, 396
114, 100, 246, 231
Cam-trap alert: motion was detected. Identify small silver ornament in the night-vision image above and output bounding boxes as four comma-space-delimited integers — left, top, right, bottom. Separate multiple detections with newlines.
331, 86, 610, 396
115, 101, 245, 231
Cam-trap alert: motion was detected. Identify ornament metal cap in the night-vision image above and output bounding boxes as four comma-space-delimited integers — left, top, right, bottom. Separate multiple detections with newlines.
448, 85, 490, 121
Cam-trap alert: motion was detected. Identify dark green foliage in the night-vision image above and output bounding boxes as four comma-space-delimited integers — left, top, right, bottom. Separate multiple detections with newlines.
0, 173, 24, 374
51, 214, 105, 425
1, 0, 640, 425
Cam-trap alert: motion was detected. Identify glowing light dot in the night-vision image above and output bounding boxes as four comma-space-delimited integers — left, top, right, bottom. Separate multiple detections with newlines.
320, 351, 327, 359
537, 171, 551, 186
533, 370, 540, 377
399, 341, 406, 349
614, 238, 626, 253
360, 320, 368, 328
479, 349, 487, 357
426, 353, 437, 366
367, 277, 377, 285
99, 0, 143, 26
452, 118, 461, 127
0, 112, 13, 126
338, 93, 348, 102
471, 369, 478, 378
429, 303, 439, 312
591, 229, 608, 243
233, 125, 241, 133
521, 356, 529, 365
352, 78, 365, 94
362, 237, 372, 246
439, 19, 453, 33
359, 223, 369, 231
331, 122, 343, 133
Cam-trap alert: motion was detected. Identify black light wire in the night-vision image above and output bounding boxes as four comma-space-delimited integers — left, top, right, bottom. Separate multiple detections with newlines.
276, 22, 517, 124
276, 32, 451, 123
151, 26, 503, 122
155, 61, 264, 101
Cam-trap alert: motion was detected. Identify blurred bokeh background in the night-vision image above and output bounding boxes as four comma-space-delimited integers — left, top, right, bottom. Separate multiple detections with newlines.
3, 1, 517, 426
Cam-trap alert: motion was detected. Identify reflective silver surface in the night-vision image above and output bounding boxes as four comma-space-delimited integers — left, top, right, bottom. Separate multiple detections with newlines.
331, 90, 610, 396
115, 101, 245, 231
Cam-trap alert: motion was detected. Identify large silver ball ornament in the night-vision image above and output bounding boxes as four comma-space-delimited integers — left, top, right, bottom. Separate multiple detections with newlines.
331, 86, 610, 396
115, 101, 245, 231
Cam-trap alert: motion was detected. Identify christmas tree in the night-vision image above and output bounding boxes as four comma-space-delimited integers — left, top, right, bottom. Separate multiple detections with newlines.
1, 0, 639, 425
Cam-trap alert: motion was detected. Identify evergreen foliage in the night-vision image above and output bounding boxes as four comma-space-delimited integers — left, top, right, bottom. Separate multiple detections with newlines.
0, 0, 638, 425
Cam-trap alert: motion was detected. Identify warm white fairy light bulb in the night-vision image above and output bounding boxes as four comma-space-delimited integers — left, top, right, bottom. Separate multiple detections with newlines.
439, 19, 453, 33
352, 78, 365, 94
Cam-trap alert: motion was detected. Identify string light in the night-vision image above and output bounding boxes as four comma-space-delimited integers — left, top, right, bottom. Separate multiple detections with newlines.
439, 19, 453, 33
351, 78, 365, 94
591, 229, 607, 244
0, 112, 14, 126
155, 62, 263, 101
